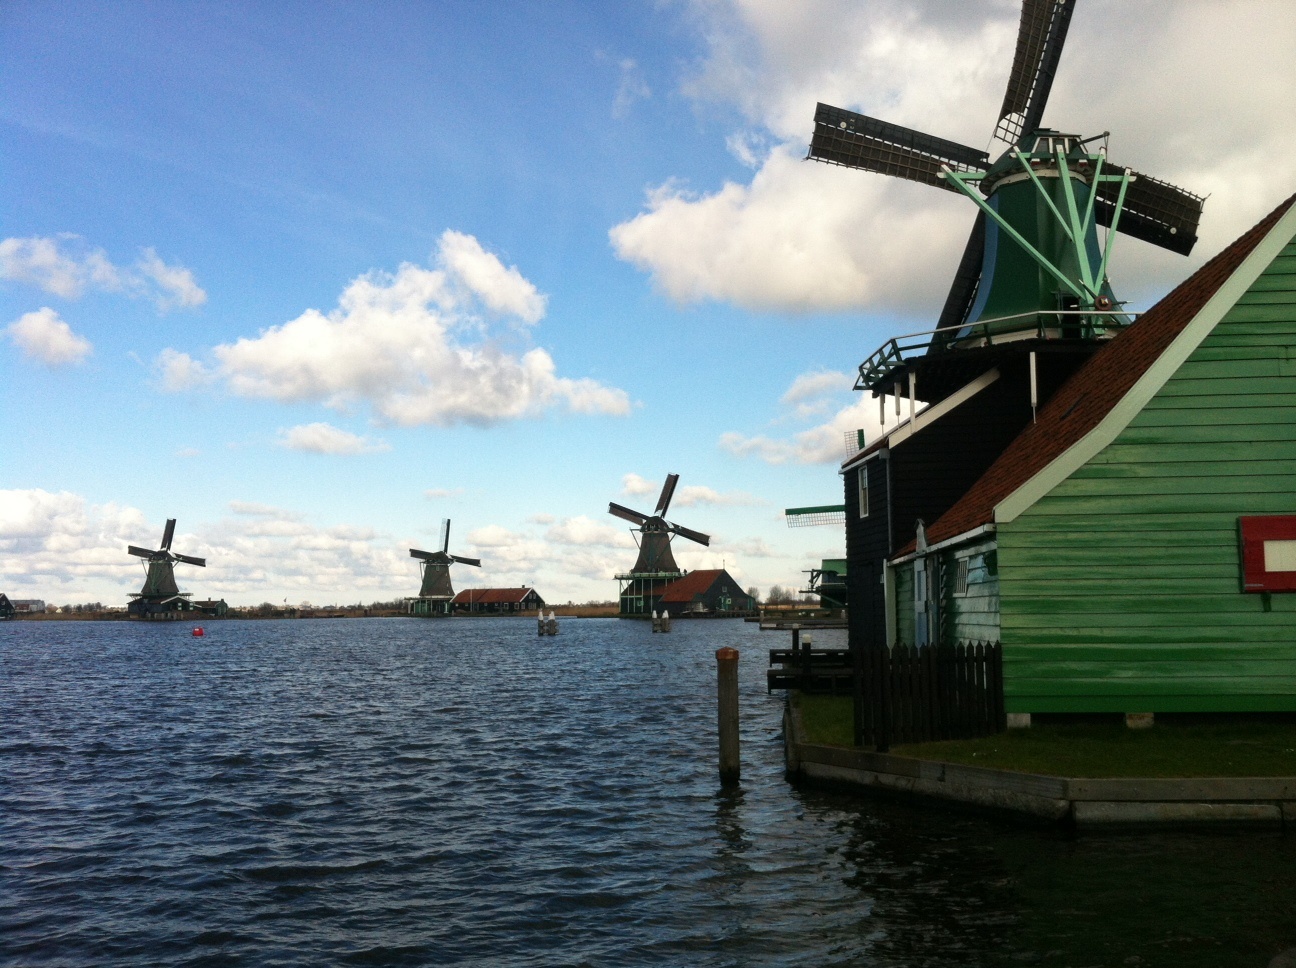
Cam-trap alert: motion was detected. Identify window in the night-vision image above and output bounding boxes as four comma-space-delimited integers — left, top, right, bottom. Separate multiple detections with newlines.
954, 558, 970, 596
857, 469, 869, 519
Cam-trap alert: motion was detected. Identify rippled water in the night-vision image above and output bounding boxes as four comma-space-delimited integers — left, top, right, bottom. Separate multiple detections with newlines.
3, 617, 1294, 967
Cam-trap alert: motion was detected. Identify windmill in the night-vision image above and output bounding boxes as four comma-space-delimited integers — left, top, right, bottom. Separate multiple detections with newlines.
408, 519, 481, 617
810, 0, 1205, 406
126, 518, 206, 618
608, 473, 711, 617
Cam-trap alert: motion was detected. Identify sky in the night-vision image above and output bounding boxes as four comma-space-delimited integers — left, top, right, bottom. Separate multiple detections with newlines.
2, 0, 1294, 608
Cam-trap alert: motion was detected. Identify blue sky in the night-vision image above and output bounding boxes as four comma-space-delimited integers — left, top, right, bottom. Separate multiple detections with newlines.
3, 0, 1294, 606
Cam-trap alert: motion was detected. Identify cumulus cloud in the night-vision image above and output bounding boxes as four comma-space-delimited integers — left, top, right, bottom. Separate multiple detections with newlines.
0, 235, 205, 311
437, 230, 546, 323
3, 489, 783, 606
781, 369, 856, 418
277, 422, 390, 455
545, 515, 637, 548
6, 308, 92, 366
615, 0, 1296, 315
720, 363, 928, 464
155, 348, 212, 391
162, 231, 629, 427
621, 472, 659, 496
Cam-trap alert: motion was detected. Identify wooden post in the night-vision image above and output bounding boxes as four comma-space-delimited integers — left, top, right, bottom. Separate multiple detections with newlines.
716, 647, 740, 784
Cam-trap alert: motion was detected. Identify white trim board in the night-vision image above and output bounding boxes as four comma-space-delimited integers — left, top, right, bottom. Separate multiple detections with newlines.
994, 202, 1296, 525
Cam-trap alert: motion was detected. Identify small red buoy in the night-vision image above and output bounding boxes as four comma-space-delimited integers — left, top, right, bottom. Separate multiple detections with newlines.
192, 627, 205, 637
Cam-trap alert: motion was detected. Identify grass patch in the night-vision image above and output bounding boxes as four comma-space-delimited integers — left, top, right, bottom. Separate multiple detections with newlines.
792, 694, 1296, 778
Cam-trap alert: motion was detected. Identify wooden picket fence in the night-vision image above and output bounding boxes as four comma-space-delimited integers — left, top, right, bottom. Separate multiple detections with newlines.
857, 640, 1005, 747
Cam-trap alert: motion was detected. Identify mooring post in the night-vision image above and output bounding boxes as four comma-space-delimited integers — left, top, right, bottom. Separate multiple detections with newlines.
716, 647, 740, 784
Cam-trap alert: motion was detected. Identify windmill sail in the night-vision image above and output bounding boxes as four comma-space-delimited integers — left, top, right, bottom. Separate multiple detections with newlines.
994, 0, 1077, 144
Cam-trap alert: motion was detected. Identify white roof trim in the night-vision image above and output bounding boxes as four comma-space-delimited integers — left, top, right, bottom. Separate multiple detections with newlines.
840, 367, 1000, 473
890, 524, 996, 565
994, 202, 1296, 525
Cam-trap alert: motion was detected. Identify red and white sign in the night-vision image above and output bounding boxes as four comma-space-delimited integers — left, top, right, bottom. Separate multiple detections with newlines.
1238, 515, 1296, 592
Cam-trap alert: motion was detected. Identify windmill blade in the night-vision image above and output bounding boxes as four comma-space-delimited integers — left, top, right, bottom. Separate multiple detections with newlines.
128, 545, 156, 559
1092, 166, 1204, 256
410, 548, 436, 561
160, 518, 176, 551
809, 102, 988, 191
655, 473, 679, 517
932, 213, 987, 342
449, 555, 481, 568
608, 502, 650, 527
668, 522, 711, 547
994, 0, 1077, 145
440, 518, 450, 554
173, 553, 206, 567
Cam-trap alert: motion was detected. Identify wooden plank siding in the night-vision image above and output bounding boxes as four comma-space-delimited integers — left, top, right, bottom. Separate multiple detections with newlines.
998, 239, 1296, 712
944, 537, 1000, 644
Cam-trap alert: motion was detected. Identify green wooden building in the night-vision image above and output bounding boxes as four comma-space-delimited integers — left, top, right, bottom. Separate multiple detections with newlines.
882, 194, 1296, 715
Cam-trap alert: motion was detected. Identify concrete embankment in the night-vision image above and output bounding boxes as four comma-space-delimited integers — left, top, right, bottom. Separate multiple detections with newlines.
782, 702, 1296, 829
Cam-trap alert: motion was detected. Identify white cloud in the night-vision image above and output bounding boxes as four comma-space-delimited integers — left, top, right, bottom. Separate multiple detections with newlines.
781, 369, 855, 418
621, 472, 659, 496
277, 422, 390, 455
0, 235, 204, 311
615, 0, 1296, 315
1, 489, 742, 605
6, 308, 92, 366
613, 57, 651, 119
425, 487, 465, 500
721, 391, 923, 465
166, 231, 629, 427
437, 230, 546, 323
673, 485, 763, 508
545, 515, 637, 548
155, 348, 212, 390
136, 247, 207, 310
610, 146, 964, 313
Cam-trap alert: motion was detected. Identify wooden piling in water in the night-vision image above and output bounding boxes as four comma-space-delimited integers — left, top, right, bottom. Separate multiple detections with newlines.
716, 647, 740, 783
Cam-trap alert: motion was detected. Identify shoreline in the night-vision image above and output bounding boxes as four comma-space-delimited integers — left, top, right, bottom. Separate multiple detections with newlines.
782, 700, 1296, 829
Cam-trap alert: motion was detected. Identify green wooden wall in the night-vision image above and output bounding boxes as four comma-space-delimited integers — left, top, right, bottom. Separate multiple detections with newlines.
998, 239, 1296, 712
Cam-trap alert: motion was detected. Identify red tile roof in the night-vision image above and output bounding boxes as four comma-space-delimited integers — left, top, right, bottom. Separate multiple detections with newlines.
656, 569, 728, 603
451, 587, 538, 604
910, 193, 1296, 554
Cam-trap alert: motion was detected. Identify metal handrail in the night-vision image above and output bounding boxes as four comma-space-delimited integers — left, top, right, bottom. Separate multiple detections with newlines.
856, 308, 1139, 390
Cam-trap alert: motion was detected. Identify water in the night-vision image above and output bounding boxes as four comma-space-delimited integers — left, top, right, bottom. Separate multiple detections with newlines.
2, 617, 1294, 967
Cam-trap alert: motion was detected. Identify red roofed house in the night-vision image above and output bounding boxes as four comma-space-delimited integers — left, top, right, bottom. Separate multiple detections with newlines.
844, 195, 1296, 719
451, 587, 545, 615
652, 569, 756, 618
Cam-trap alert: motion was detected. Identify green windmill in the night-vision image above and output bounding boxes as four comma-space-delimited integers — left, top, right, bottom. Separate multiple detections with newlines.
810, 0, 1206, 404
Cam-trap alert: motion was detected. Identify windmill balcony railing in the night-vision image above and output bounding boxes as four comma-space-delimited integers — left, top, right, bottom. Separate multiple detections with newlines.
856, 308, 1137, 392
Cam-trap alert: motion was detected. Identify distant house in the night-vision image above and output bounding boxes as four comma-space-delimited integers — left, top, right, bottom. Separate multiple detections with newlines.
867, 194, 1296, 717
451, 587, 545, 614
0, 594, 14, 620
191, 599, 229, 618
653, 569, 756, 618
